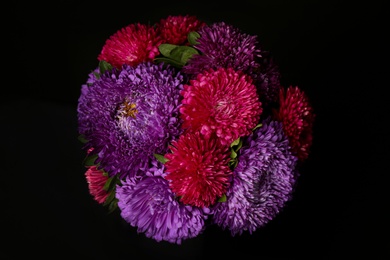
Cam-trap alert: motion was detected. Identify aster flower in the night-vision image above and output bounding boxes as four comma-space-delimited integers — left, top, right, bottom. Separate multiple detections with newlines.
180, 67, 262, 145
164, 131, 232, 208
212, 117, 298, 236
254, 51, 282, 110
273, 86, 315, 161
182, 22, 262, 78
116, 173, 209, 244
156, 15, 206, 45
98, 23, 162, 69
85, 165, 110, 204
77, 62, 184, 178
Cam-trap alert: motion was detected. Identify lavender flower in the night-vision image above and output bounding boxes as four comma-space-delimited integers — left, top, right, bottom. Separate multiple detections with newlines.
77, 62, 184, 178
116, 171, 209, 244
211, 117, 298, 236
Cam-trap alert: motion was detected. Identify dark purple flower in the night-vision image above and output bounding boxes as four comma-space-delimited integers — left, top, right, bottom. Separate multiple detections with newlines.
116, 171, 209, 244
182, 22, 261, 78
77, 62, 184, 178
211, 117, 298, 236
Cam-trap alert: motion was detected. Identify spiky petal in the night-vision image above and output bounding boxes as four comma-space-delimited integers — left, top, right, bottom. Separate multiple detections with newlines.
212, 118, 298, 236
274, 86, 315, 161
180, 67, 262, 145
164, 132, 232, 208
98, 23, 162, 69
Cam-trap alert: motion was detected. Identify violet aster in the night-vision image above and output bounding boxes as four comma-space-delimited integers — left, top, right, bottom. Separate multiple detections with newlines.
211, 117, 298, 236
182, 22, 262, 78
116, 171, 209, 244
77, 62, 184, 178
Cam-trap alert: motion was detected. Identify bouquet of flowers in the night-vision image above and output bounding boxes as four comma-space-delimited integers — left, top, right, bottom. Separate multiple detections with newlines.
77, 14, 315, 244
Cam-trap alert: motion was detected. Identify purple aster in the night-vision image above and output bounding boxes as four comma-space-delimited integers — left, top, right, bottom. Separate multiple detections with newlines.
182, 22, 261, 78
211, 117, 298, 236
116, 169, 209, 244
77, 62, 184, 178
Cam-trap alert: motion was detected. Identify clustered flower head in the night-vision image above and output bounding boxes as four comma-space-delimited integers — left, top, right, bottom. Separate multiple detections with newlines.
77, 14, 315, 244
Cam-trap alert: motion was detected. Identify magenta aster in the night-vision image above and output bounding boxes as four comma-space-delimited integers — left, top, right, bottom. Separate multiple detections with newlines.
97, 23, 162, 69
156, 15, 206, 45
273, 86, 315, 161
179, 67, 262, 145
164, 131, 232, 208
85, 164, 110, 204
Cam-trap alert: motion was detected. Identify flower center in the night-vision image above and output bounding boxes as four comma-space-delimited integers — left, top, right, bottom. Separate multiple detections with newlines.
117, 100, 138, 119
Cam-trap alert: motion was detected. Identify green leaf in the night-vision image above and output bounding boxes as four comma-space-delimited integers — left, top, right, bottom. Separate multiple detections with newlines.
107, 199, 118, 214
230, 149, 237, 159
188, 31, 200, 45
230, 137, 241, 147
154, 153, 169, 164
169, 46, 199, 64
154, 57, 184, 68
158, 44, 178, 57
83, 154, 98, 166
103, 191, 116, 207
253, 123, 262, 131
99, 60, 113, 74
217, 194, 227, 202
103, 177, 113, 191
77, 134, 88, 144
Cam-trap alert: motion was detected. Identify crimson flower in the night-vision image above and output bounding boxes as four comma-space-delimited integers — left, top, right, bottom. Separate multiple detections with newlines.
273, 86, 315, 161
164, 131, 232, 208
85, 166, 110, 204
98, 23, 162, 69
179, 67, 262, 145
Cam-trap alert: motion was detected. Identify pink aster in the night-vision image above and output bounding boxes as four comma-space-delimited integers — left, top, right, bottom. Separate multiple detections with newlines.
97, 23, 162, 69
273, 86, 315, 161
179, 67, 262, 145
85, 165, 110, 204
164, 131, 232, 208
156, 15, 206, 45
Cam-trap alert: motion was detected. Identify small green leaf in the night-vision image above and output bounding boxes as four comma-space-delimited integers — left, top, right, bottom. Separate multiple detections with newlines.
188, 31, 200, 45
230, 149, 237, 159
169, 46, 199, 64
253, 123, 262, 131
154, 153, 169, 164
107, 199, 118, 214
78, 134, 88, 144
103, 177, 113, 191
99, 60, 113, 74
103, 191, 116, 206
158, 44, 178, 57
154, 57, 184, 68
217, 194, 227, 202
230, 137, 240, 147
83, 154, 98, 166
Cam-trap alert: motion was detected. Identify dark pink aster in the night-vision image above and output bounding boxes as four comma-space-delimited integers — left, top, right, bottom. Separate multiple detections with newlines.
211, 117, 298, 236
116, 173, 209, 244
85, 166, 110, 204
156, 15, 206, 45
98, 23, 162, 69
274, 86, 315, 161
182, 22, 262, 78
180, 67, 262, 145
164, 131, 232, 208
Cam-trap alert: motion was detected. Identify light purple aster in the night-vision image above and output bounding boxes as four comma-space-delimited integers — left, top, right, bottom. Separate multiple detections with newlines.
116, 167, 209, 244
77, 62, 184, 178
211, 117, 298, 236
182, 22, 262, 78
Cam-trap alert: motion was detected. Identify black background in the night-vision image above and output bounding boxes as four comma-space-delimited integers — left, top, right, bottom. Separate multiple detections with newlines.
3, 0, 389, 259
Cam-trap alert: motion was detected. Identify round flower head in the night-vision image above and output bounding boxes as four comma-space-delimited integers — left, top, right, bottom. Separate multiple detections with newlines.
156, 15, 206, 45
85, 165, 110, 204
212, 117, 298, 236
182, 22, 261, 77
116, 174, 209, 244
164, 131, 232, 208
98, 23, 162, 69
77, 62, 184, 178
180, 67, 262, 145
274, 86, 315, 161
